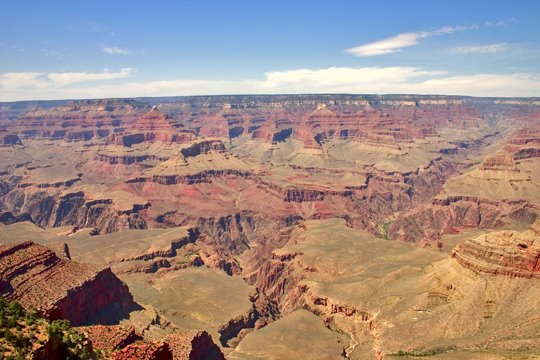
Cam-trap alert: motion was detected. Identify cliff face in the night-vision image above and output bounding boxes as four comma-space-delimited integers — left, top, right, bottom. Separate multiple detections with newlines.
11, 100, 141, 142
1, 134, 22, 145
0, 241, 134, 325
0, 95, 532, 145
388, 196, 540, 243
1, 184, 148, 234
116, 107, 196, 146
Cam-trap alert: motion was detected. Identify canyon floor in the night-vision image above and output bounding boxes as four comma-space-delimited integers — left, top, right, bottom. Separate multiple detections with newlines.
1, 95, 540, 359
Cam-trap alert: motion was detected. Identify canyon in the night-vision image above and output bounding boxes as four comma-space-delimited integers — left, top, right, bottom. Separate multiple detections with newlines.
0, 94, 539, 359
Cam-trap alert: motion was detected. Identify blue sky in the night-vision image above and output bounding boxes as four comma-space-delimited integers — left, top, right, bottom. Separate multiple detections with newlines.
1, 0, 539, 100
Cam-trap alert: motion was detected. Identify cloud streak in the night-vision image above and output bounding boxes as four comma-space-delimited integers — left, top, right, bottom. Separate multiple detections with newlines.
455, 43, 509, 54
346, 25, 478, 57
102, 47, 143, 55
1, 66, 539, 101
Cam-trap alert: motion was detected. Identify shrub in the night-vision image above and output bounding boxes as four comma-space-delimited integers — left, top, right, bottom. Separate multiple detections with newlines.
0, 297, 97, 359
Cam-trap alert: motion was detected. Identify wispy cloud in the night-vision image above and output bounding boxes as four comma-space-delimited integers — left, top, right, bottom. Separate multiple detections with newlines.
102, 46, 144, 56
455, 43, 509, 55
2, 66, 539, 101
89, 23, 115, 36
102, 47, 130, 55
485, 18, 517, 27
345, 25, 478, 57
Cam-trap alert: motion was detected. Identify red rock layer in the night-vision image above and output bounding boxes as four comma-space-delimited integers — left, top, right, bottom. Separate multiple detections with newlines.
3, 96, 539, 148
117, 108, 196, 146
11, 100, 141, 141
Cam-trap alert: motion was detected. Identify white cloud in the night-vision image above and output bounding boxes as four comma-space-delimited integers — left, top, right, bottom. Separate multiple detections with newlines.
346, 25, 478, 57
47, 68, 133, 86
0, 68, 133, 90
102, 47, 144, 55
0, 72, 47, 89
1, 66, 539, 101
455, 43, 509, 54
414, 73, 540, 97
259, 66, 445, 93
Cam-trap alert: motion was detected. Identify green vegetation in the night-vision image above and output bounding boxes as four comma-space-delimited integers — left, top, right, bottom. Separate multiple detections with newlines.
380, 221, 393, 240
392, 349, 445, 357
0, 297, 97, 359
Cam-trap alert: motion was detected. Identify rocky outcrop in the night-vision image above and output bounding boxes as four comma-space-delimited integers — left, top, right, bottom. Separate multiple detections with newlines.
284, 188, 353, 202
120, 133, 146, 147
117, 108, 196, 146
480, 153, 519, 171
116, 259, 173, 274
452, 229, 540, 278
126, 169, 252, 185
114, 341, 172, 360
180, 140, 226, 158
303, 286, 372, 321
82, 325, 142, 353
0, 241, 134, 325
119, 229, 198, 262
514, 147, 540, 160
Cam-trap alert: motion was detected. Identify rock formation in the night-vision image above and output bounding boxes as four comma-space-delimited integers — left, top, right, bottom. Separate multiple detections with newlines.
0, 241, 134, 325
452, 220, 540, 278
480, 153, 519, 171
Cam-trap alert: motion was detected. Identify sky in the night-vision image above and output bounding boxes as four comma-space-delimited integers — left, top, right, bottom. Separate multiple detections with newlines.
1, 0, 540, 101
